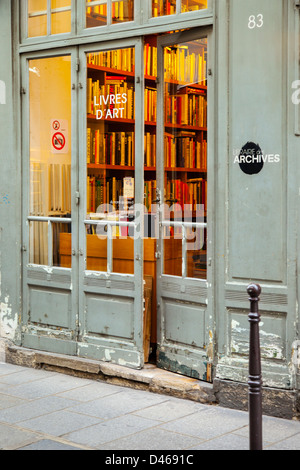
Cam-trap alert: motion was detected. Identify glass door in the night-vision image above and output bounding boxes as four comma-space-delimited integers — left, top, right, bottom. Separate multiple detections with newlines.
22, 51, 78, 355
77, 39, 145, 368
156, 29, 213, 381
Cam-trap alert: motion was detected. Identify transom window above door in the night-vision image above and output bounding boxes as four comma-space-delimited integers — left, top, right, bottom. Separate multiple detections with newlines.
27, 0, 72, 37
25, 0, 210, 40
86, 0, 134, 28
152, 0, 207, 17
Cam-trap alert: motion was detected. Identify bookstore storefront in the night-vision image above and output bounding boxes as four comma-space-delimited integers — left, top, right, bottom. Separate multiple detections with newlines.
1, 0, 300, 411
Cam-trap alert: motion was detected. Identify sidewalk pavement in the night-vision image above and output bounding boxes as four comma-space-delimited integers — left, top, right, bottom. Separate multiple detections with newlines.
0, 362, 300, 451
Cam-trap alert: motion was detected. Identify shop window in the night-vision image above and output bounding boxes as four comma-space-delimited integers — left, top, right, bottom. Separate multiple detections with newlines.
27, 0, 71, 38
152, 0, 207, 17
29, 56, 72, 268
85, 47, 136, 275
86, 0, 134, 28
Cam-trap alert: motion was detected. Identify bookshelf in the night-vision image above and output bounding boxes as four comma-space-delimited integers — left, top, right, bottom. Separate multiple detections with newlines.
86, 39, 207, 220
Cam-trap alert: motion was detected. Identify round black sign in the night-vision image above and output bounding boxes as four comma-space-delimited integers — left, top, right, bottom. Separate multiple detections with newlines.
238, 142, 263, 175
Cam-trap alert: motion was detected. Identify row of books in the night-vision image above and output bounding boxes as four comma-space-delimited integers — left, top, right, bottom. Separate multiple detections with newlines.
87, 78, 135, 120
152, 0, 176, 17
164, 46, 207, 85
165, 177, 207, 211
144, 43, 157, 77
112, 0, 134, 23
164, 134, 207, 169
87, 128, 135, 166
144, 132, 156, 168
145, 87, 157, 122
86, 176, 206, 215
87, 47, 134, 72
87, 176, 131, 213
144, 179, 157, 212
165, 91, 207, 128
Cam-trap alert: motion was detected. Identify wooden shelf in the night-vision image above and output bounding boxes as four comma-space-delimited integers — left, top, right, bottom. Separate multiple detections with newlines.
87, 114, 135, 125
87, 164, 206, 173
87, 64, 135, 78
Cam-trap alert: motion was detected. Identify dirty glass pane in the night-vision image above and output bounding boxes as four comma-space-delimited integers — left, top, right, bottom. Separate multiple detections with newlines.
187, 225, 207, 279
29, 221, 48, 265
152, 0, 176, 17
51, 0, 72, 35
163, 225, 182, 277
53, 222, 72, 267
29, 56, 72, 266
28, 0, 47, 37
86, 47, 135, 274
86, 0, 108, 28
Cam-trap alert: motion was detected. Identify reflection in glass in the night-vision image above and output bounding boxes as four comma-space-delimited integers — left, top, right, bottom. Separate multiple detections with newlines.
86, 48, 135, 274
181, 0, 208, 13
29, 221, 48, 265
86, 0, 108, 27
112, 0, 134, 24
28, 0, 47, 37
163, 225, 182, 277
29, 56, 72, 266
152, 0, 207, 17
51, 0, 71, 35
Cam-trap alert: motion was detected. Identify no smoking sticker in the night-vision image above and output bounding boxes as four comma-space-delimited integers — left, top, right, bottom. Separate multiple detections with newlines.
51, 119, 69, 154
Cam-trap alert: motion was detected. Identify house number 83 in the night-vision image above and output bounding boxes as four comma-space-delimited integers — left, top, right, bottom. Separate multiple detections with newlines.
248, 14, 263, 29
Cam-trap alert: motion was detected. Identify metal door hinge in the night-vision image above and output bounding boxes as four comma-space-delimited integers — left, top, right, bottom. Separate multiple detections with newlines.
21, 245, 27, 252
75, 191, 80, 205
76, 58, 80, 72
155, 251, 161, 259
20, 87, 26, 95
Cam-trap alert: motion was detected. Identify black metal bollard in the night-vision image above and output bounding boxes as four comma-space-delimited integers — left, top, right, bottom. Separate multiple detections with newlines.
247, 283, 263, 451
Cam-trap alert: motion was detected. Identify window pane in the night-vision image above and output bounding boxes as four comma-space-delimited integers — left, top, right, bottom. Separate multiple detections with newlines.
28, 0, 47, 37
163, 38, 208, 278
29, 56, 72, 266
86, 48, 135, 274
112, 0, 134, 24
163, 226, 182, 277
152, 0, 176, 17
181, 0, 207, 13
51, 0, 71, 35
29, 221, 48, 265
86, 0, 107, 28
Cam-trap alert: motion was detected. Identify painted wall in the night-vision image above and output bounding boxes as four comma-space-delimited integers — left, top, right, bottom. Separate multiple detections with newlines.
0, 0, 21, 360
215, 0, 300, 389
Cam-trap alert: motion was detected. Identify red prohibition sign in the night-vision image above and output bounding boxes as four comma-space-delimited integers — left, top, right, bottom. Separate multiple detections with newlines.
52, 132, 66, 151
52, 120, 60, 130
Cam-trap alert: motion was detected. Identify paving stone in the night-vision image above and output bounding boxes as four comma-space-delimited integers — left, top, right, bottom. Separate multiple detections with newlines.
0, 396, 77, 424
0, 423, 40, 450
0, 374, 93, 399
19, 410, 101, 437
133, 397, 206, 422
64, 414, 161, 447
57, 381, 122, 402
160, 406, 248, 440
0, 393, 27, 410
69, 389, 168, 420
18, 439, 83, 450
97, 427, 203, 450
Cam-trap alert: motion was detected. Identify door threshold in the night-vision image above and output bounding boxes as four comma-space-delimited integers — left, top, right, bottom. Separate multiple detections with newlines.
6, 344, 216, 405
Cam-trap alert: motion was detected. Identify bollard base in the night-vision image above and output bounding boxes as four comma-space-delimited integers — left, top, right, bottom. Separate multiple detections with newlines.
213, 378, 299, 420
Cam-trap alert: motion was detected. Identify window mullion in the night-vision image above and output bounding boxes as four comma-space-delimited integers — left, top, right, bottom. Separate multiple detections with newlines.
47, 0, 51, 36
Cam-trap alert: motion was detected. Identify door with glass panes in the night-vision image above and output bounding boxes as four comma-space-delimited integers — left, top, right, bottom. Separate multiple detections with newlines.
155, 28, 214, 381
22, 42, 145, 368
76, 39, 145, 367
